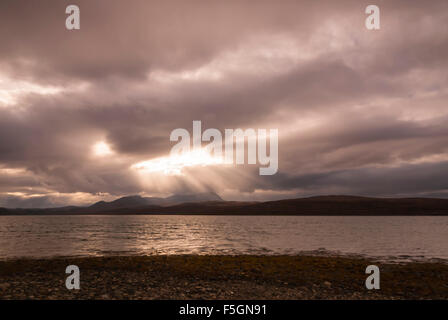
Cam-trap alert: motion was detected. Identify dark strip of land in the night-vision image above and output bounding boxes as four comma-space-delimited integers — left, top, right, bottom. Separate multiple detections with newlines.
0, 255, 447, 299
3, 195, 448, 215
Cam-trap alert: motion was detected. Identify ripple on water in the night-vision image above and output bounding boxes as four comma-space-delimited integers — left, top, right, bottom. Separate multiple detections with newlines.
0, 215, 447, 262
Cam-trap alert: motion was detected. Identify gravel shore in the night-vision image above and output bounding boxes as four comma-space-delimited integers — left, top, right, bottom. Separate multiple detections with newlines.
0, 255, 447, 300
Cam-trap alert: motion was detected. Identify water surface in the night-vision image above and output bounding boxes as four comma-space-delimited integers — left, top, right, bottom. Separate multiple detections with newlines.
0, 215, 447, 262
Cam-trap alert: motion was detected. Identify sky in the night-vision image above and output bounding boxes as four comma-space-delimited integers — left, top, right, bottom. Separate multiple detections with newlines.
0, 0, 448, 208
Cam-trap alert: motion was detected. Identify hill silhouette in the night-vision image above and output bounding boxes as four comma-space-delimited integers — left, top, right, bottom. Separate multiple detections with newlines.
1, 194, 448, 215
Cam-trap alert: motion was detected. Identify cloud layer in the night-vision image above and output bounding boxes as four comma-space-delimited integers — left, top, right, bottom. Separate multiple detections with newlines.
1, 0, 448, 207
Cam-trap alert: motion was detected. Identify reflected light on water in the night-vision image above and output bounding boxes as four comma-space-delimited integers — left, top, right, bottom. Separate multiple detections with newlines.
0, 215, 447, 262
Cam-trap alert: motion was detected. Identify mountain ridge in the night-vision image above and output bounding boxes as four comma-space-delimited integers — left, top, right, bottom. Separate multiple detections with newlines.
89, 192, 223, 210
2, 194, 448, 215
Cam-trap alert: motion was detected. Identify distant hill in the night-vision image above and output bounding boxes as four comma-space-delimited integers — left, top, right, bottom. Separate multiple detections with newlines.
165, 192, 222, 204
1, 195, 448, 216
89, 195, 162, 210
89, 192, 223, 210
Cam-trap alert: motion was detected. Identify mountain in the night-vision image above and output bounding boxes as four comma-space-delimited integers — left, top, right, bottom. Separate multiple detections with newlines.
1, 195, 448, 215
100, 195, 448, 216
89, 192, 223, 211
164, 192, 222, 204
89, 195, 160, 210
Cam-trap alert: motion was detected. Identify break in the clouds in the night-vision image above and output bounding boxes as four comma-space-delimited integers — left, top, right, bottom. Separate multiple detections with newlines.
0, 0, 448, 207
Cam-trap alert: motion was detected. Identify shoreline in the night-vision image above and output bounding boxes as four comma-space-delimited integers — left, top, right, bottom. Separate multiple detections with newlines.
0, 255, 447, 300
2, 250, 447, 264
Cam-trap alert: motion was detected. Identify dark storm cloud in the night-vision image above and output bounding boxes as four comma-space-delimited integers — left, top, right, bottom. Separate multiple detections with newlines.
268, 161, 448, 197
0, 0, 323, 83
0, 195, 57, 209
0, 0, 447, 207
